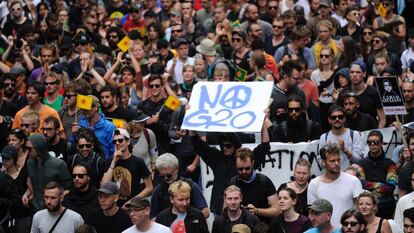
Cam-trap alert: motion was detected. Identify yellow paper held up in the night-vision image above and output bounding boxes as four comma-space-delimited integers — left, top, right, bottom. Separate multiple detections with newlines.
378, 3, 387, 17
117, 36, 131, 53
76, 94, 92, 110
112, 118, 124, 128
165, 95, 181, 111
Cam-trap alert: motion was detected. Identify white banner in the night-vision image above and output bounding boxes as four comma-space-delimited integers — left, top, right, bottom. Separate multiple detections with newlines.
201, 127, 403, 203
181, 82, 273, 132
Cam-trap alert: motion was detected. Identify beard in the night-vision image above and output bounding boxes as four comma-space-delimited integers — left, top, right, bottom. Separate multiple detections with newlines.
46, 201, 61, 213
4, 88, 14, 98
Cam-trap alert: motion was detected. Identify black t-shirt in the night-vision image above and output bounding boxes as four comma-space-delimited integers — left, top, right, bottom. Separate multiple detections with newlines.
0, 100, 18, 118
104, 106, 136, 122
113, 156, 150, 206
278, 183, 308, 216
48, 139, 69, 162
346, 112, 378, 132
89, 208, 132, 233
398, 161, 414, 194
231, 173, 277, 222
358, 86, 383, 121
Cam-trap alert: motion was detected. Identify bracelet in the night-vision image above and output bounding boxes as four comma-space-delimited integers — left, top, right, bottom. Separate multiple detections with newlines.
255, 208, 259, 215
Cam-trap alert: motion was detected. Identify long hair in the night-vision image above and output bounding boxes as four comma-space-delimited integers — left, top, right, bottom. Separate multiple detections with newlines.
338, 36, 359, 69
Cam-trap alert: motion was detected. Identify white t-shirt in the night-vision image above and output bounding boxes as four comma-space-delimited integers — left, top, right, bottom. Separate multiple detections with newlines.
166, 57, 195, 84
122, 222, 172, 233
401, 48, 414, 71
307, 172, 364, 228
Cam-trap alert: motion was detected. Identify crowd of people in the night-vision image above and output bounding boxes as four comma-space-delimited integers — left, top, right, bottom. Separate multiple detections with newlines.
0, 0, 414, 232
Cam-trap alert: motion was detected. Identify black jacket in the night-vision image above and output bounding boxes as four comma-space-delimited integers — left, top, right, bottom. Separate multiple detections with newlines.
212, 208, 260, 233
155, 207, 208, 233
62, 187, 100, 223
191, 134, 268, 214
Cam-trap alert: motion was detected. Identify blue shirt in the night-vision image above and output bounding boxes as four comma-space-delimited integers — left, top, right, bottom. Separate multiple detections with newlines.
304, 227, 341, 233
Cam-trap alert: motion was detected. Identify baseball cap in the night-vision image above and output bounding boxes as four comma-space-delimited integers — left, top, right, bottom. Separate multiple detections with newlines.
73, 32, 90, 43
125, 196, 150, 209
1, 146, 18, 160
174, 38, 188, 48
319, 0, 332, 7
309, 199, 333, 213
131, 112, 149, 123
97, 181, 119, 194
114, 128, 130, 139
232, 224, 251, 233
169, 9, 181, 17
10, 64, 26, 75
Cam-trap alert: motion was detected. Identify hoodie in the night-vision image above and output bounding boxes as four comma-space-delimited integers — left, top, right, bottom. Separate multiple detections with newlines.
26, 134, 72, 211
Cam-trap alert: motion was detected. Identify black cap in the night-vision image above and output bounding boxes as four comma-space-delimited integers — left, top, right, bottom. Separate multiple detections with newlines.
128, 30, 142, 40
51, 64, 67, 74
1, 146, 18, 160
95, 45, 112, 57
174, 38, 188, 48
157, 39, 170, 49
73, 32, 90, 43
144, 10, 157, 18
131, 112, 150, 123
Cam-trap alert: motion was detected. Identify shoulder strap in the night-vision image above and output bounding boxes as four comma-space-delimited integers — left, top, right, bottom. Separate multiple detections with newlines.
70, 154, 78, 171
48, 207, 67, 233
143, 128, 150, 149
283, 44, 289, 57
325, 131, 330, 141
350, 129, 354, 142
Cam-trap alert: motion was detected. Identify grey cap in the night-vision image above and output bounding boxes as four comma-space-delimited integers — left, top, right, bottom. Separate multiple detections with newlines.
125, 196, 150, 208
309, 199, 333, 213
319, 0, 332, 7
10, 64, 26, 75
97, 181, 119, 194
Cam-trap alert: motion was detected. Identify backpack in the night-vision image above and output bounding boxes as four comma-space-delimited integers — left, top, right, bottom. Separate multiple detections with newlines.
70, 152, 102, 176
142, 128, 151, 149
282, 44, 305, 59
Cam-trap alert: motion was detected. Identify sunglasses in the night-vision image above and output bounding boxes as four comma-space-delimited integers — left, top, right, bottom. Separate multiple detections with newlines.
223, 143, 233, 148
363, 31, 373, 36
42, 127, 55, 132
113, 138, 125, 144
149, 84, 161, 89
288, 107, 301, 113
319, 54, 331, 59
268, 6, 278, 10
366, 140, 381, 145
3, 83, 16, 88
78, 143, 92, 149
108, 35, 118, 39
329, 115, 345, 120
21, 123, 33, 128
342, 221, 359, 227
172, 29, 183, 33
273, 25, 283, 29
64, 94, 77, 99
44, 81, 58, 86
232, 38, 242, 42
74, 41, 88, 46
237, 166, 252, 172
373, 39, 382, 44
72, 173, 88, 179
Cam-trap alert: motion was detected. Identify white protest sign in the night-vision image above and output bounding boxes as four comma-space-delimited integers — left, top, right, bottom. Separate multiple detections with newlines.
201, 127, 402, 203
181, 82, 273, 132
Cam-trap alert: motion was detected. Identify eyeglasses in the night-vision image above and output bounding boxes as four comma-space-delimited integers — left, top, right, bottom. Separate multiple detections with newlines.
149, 84, 161, 89
237, 166, 252, 172
288, 107, 301, 113
342, 221, 359, 227
232, 38, 242, 42
72, 173, 88, 179
44, 81, 58, 86
112, 138, 125, 144
42, 127, 55, 132
223, 143, 233, 149
64, 94, 77, 99
372, 39, 382, 44
319, 54, 331, 59
126, 207, 146, 214
74, 41, 88, 46
78, 143, 92, 149
273, 25, 283, 29
329, 115, 345, 120
366, 140, 381, 145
